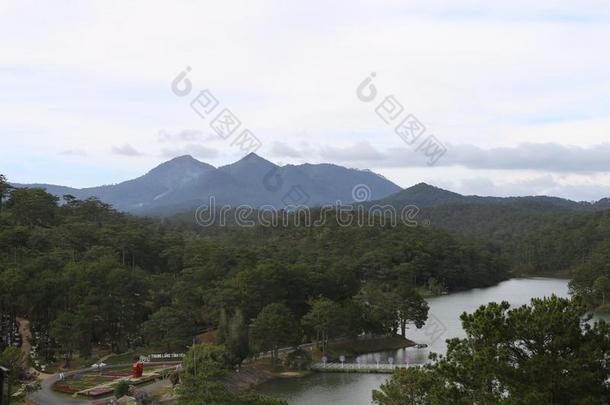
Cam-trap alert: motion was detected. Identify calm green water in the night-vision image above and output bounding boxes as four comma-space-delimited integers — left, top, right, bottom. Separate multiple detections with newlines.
257, 277, 571, 405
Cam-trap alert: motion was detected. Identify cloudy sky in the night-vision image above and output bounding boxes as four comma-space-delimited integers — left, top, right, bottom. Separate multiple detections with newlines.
2, 0, 610, 200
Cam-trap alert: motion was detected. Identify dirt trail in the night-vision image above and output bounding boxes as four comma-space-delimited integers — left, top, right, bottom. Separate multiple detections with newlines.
16, 316, 32, 355
16, 317, 53, 380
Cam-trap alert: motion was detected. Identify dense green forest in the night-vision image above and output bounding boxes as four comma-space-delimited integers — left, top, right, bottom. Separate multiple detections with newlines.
0, 175, 507, 367
407, 202, 610, 310
363, 182, 610, 310
1, 174, 610, 403
2, 170, 610, 368
414, 202, 586, 274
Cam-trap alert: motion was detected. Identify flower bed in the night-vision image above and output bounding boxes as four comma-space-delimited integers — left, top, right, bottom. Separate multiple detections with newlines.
52, 367, 131, 394
53, 375, 114, 393
52, 382, 80, 394
86, 386, 114, 397
103, 368, 133, 378
52, 364, 178, 398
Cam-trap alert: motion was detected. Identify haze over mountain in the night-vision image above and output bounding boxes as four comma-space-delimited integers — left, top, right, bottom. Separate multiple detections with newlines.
13, 153, 402, 214
14, 154, 610, 216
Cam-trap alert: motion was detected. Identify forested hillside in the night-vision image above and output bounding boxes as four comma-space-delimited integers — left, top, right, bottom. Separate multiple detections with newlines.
0, 175, 507, 365
375, 183, 610, 310
3, 167, 609, 369
527, 210, 610, 311
414, 201, 610, 310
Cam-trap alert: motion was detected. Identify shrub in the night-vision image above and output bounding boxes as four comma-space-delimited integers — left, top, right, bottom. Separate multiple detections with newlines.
114, 379, 130, 398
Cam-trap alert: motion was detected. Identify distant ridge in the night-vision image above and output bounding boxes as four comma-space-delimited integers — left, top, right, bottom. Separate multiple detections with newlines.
13, 155, 610, 216
13, 153, 401, 214
375, 182, 602, 211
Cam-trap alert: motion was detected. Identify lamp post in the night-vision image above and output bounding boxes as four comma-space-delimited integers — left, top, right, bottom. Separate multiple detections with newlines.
0, 366, 10, 405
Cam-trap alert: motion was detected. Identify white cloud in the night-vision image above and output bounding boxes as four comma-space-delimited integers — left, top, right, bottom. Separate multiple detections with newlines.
157, 129, 203, 143
269, 141, 610, 173
1, 0, 610, 199
319, 141, 385, 162
59, 149, 87, 156
160, 144, 219, 160
270, 141, 303, 158
111, 144, 142, 157
433, 174, 610, 202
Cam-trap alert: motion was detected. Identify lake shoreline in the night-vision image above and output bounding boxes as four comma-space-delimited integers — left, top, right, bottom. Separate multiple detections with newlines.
238, 335, 414, 392
256, 277, 572, 405
322, 335, 415, 362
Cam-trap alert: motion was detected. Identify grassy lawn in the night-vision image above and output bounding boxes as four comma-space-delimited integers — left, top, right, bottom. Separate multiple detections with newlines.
32, 355, 95, 374
52, 364, 175, 397
103, 351, 139, 365
103, 345, 185, 365
247, 356, 311, 378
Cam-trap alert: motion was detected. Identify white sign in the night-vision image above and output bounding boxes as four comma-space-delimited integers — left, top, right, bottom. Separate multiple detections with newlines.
149, 353, 186, 360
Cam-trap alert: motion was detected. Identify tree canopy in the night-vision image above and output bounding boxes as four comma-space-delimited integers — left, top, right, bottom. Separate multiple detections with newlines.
373, 296, 610, 405
178, 343, 286, 405
0, 179, 505, 365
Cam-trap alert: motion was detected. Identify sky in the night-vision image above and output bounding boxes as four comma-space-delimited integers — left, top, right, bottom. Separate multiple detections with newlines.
1, 0, 610, 201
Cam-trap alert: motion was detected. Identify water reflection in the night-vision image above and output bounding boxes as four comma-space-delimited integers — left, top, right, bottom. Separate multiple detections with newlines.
258, 278, 571, 404
354, 277, 570, 366
258, 373, 387, 405
354, 346, 429, 366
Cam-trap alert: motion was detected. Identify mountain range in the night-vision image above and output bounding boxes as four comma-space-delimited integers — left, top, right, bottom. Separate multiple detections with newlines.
13, 153, 610, 216
13, 153, 401, 214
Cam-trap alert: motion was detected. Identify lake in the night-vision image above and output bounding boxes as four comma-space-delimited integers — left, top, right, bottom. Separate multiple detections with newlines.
257, 277, 571, 405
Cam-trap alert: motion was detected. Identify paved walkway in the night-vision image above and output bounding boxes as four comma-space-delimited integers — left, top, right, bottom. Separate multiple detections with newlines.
311, 362, 411, 373
28, 365, 174, 405
28, 371, 173, 405
28, 370, 91, 405
17, 318, 174, 404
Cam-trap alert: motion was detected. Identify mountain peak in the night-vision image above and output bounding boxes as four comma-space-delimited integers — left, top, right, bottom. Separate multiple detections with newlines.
166, 154, 201, 164
155, 154, 212, 167
226, 152, 277, 168
241, 152, 271, 163
171, 154, 195, 160
378, 182, 465, 207
409, 182, 435, 190
406, 182, 458, 194
147, 155, 214, 179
